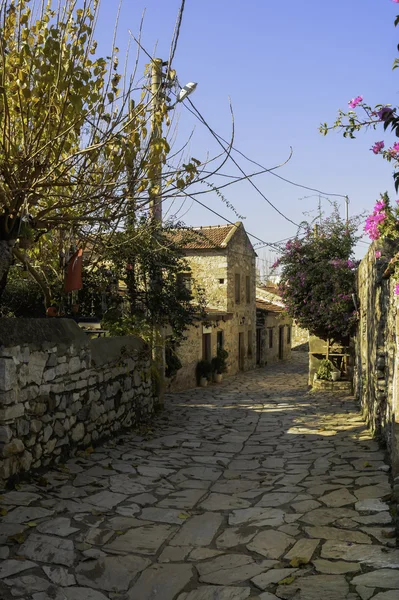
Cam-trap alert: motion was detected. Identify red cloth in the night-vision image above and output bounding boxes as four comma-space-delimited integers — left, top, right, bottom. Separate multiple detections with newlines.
64, 248, 83, 293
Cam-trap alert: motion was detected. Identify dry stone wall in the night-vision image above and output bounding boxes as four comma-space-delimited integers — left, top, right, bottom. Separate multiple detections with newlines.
0, 319, 153, 484
355, 245, 399, 477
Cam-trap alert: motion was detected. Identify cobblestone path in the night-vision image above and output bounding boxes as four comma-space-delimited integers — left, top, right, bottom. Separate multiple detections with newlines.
1, 353, 398, 600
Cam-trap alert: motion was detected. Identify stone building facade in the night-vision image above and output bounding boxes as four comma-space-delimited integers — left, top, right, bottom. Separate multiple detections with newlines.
354, 243, 399, 476
255, 298, 292, 366
167, 223, 257, 391
254, 284, 292, 366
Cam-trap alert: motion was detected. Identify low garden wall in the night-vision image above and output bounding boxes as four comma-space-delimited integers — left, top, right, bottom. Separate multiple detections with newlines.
0, 319, 154, 484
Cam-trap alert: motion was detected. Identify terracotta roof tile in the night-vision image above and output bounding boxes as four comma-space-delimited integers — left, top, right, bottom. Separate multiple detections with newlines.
170, 224, 237, 249
256, 299, 286, 313
258, 283, 283, 297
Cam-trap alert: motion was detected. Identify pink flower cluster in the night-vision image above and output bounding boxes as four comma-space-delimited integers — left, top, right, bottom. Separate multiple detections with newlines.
272, 259, 280, 269
388, 142, 399, 157
364, 198, 387, 240
348, 96, 363, 108
395, 283, 399, 296
329, 258, 356, 269
371, 141, 385, 154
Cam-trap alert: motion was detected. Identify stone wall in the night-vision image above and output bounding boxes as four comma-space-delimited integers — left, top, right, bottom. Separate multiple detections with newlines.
226, 226, 257, 373
0, 319, 153, 483
256, 312, 292, 366
355, 245, 399, 475
186, 251, 228, 311
292, 322, 309, 350
167, 318, 230, 392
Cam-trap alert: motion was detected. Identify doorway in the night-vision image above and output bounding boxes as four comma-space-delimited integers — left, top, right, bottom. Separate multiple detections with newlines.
238, 332, 245, 370
256, 329, 261, 365
202, 333, 211, 362
279, 326, 284, 360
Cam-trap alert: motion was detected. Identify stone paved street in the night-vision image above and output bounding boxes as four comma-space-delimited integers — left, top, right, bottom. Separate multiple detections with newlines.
1, 353, 398, 600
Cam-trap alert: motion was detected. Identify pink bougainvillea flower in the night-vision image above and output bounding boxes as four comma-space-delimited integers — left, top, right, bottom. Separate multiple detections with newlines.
364, 210, 387, 240
371, 141, 385, 154
388, 142, 399, 157
374, 199, 386, 211
395, 283, 399, 296
375, 250, 382, 259
348, 96, 363, 108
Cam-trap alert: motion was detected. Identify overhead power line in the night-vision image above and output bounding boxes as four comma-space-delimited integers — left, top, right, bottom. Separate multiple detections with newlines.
221, 143, 348, 199
182, 96, 348, 209
182, 191, 284, 250
185, 98, 302, 229
168, 0, 186, 67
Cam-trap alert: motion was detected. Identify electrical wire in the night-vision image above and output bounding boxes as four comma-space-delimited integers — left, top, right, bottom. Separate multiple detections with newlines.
185, 98, 302, 229
168, 0, 186, 68
224, 145, 348, 199
180, 96, 350, 232
180, 190, 284, 250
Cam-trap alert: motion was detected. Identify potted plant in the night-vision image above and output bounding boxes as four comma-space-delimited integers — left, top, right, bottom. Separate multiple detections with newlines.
196, 360, 212, 387
211, 348, 229, 383
316, 359, 334, 381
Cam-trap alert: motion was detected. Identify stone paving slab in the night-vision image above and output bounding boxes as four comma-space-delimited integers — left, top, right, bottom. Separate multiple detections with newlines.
0, 353, 398, 599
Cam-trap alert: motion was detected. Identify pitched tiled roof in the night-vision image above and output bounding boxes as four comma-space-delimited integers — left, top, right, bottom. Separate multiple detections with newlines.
258, 283, 283, 297
256, 299, 286, 313
171, 224, 239, 250
256, 286, 285, 308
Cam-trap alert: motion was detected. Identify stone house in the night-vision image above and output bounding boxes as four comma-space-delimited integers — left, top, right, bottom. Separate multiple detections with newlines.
255, 282, 305, 350
166, 222, 257, 391
255, 286, 292, 366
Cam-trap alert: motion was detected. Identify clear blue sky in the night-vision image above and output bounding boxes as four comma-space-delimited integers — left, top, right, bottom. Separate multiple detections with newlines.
95, 0, 399, 262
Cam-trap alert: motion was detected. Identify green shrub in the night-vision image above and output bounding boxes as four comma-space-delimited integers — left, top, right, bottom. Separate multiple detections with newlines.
196, 360, 212, 382
317, 359, 334, 381
165, 342, 182, 379
211, 348, 229, 374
